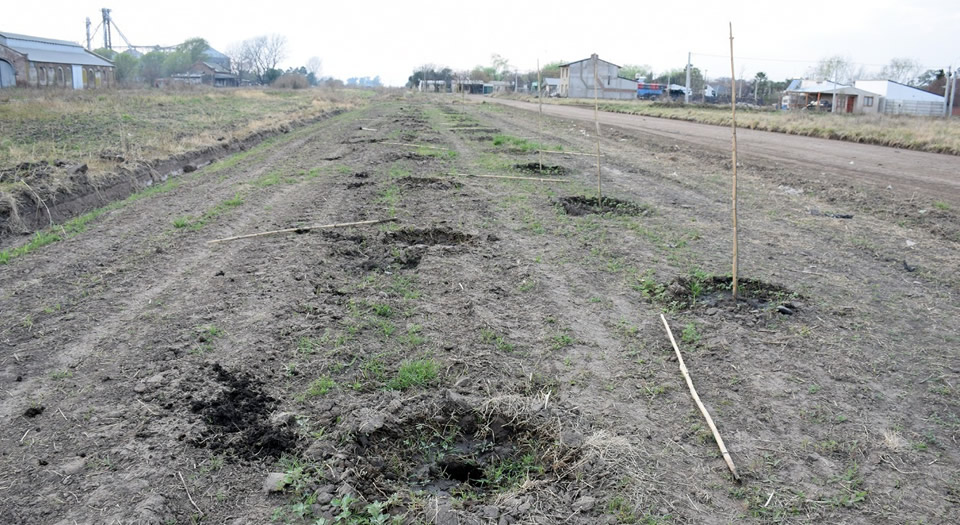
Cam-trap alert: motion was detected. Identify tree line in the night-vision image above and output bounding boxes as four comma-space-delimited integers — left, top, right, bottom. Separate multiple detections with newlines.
94, 34, 329, 88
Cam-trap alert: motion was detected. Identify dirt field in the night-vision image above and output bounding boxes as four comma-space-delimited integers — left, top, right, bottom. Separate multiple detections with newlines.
1, 93, 958, 524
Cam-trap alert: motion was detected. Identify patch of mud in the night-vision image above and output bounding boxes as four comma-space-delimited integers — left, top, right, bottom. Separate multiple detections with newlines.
397, 176, 462, 190
557, 196, 650, 217
188, 363, 297, 460
514, 163, 570, 176
384, 227, 474, 246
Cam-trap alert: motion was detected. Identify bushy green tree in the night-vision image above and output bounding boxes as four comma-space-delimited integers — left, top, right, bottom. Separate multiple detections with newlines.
140, 51, 166, 85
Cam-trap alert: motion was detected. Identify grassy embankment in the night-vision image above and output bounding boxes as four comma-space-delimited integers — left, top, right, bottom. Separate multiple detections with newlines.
507, 95, 960, 155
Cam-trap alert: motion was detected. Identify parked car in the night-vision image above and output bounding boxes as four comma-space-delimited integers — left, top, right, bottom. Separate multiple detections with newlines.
804, 99, 832, 111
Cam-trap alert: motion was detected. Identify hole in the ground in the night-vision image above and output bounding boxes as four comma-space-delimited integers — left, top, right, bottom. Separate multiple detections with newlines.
557, 196, 650, 216
347, 181, 373, 189
650, 274, 801, 314
439, 459, 486, 484
384, 227, 473, 246
514, 163, 569, 176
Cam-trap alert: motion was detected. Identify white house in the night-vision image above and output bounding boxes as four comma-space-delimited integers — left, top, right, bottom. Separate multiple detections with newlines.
854, 80, 945, 116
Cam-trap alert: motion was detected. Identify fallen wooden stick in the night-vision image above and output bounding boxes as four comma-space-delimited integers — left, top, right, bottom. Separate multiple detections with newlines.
382, 142, 453, 151
453, 173, 568, 183
178, 471, 203, 518
535, 150, 603, 157
660, 313, 741, 481
359, 127, 378, 131
207, 218, 397, 244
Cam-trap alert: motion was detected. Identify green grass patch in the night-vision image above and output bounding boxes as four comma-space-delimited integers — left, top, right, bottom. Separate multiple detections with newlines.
387, 359, 438, 390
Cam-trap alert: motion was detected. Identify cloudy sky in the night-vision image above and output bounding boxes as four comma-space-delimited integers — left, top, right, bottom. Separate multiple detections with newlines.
5, 0, 959, 86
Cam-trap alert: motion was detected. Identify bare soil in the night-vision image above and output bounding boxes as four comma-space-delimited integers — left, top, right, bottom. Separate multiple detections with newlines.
1, 94, 958, 524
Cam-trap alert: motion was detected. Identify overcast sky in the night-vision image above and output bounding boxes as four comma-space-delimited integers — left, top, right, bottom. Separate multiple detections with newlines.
4, 0, 959, 86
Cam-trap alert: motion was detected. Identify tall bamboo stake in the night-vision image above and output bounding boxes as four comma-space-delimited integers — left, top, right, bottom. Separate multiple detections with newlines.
661, 314, 741, 481
594, 55, 602, 200
729, 22, 739, 302
538, 58, 543, 174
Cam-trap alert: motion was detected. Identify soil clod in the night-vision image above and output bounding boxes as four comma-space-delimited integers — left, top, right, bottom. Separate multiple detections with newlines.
384, 227, 473, 246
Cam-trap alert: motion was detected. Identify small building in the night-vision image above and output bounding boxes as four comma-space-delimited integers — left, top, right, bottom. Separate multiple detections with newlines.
558, 54, 638, 100
0, 30, 114, 89
189, 61, 238, 87
783, 79, 877, 114
854, 80, 945, 116
451, 79, 485, 94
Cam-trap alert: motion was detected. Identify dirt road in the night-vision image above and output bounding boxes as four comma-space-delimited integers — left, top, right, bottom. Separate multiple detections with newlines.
1, 95, 958, 524
489, 97, 960, 199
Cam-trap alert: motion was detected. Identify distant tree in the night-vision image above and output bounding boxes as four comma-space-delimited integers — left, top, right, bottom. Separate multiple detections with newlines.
306, 57, 323, 79
469, 66, 494, 82
177, 38, 210, 63
240, 34, 287, 84
491, 54, 510, 80
753, 72, 768, 103
273, 73, 308, 89
620, 64, 652, 82
811, 55, 853, 84
262, 34, 288, 72
162, 50, 193, 76
262, 68, 283, 84
140, 51, 166, 85
226, 42, 251, 81
541, 61, 563, 79
879, 58, 923, 85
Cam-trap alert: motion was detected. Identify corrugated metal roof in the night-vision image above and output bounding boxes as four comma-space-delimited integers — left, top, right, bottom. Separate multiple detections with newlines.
559, 56, 623, 69
0, 30, 113, 67
0, 30, 77, 46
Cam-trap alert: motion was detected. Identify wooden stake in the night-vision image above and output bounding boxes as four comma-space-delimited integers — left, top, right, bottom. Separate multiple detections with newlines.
594, 55, 602, 199
453, 173, 568, 183
208, 218, 397, 244
178, 471, 204, 518
729, 22, 740, 302
660, 314, 741, 481
538, 58, 544, 174
383, 142, 453, 151
535, 149, 603, 157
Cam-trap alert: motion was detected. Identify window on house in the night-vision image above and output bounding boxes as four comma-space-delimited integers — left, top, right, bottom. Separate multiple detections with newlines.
38, 66, 46, 83
864, 96, 874, 107
58, 68, 64, 84
48, 68, 54, 85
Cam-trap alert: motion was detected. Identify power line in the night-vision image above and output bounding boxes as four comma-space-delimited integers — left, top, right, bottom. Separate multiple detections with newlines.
691, 52, 888, 68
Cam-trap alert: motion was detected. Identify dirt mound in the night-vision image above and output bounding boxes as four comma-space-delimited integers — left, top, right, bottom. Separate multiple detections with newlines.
397, 176, 462, 190
384, 227, 473, 246
514, 163, 570, 176
188, 363, 298, 460
557, 196, 650, 216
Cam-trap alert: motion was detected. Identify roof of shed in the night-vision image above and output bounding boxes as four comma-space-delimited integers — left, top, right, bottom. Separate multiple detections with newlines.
0, 30, 113, 67
560, 56, 623, 69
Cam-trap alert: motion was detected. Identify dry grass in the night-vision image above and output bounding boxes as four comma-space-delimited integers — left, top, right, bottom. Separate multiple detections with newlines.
508, 95, 960, 155
0, 86, 364, 174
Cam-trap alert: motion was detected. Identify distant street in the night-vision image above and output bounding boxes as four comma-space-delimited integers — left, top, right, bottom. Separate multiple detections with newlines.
488, 97, 960, 199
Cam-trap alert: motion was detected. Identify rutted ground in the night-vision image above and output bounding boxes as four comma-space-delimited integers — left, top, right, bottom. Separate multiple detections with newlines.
1, 94, 957, 524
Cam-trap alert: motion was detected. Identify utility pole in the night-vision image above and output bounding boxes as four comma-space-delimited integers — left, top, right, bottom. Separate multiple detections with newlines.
685, 52, 692, 104
946, 67, 953, 117
949, 69, 956, 119
85, 17, 92, 50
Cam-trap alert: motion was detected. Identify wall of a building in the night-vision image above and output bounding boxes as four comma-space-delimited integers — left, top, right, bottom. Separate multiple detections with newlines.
0, 44, 28, 87
564, 57, 624, 99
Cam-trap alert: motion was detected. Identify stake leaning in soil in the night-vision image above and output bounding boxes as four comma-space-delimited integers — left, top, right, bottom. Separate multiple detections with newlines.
538, 58, 544, 174
453, 173, 569, 183
535, 150, 603, 157
729, 22, 740, 301
207, 218, 398, 244
660, 313, 741, 481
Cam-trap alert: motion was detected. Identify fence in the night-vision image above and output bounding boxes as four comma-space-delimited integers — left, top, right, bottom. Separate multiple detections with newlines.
879, 99, 945, 117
